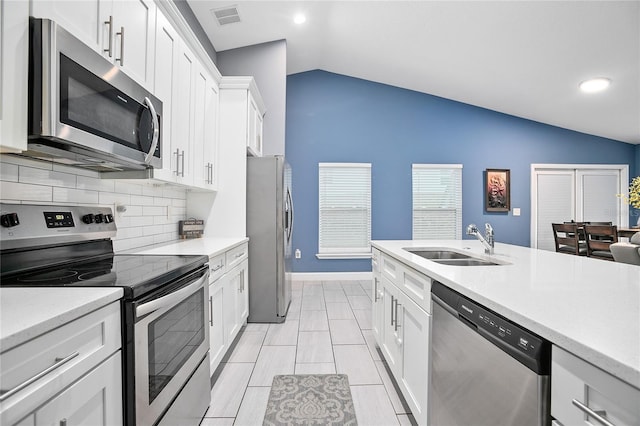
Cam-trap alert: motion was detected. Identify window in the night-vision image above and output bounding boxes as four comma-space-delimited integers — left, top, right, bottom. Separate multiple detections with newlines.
318, 163, 371, 258
412, 164, 463, 239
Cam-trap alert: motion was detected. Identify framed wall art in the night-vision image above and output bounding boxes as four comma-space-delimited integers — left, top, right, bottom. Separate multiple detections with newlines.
485, 169, 510, 212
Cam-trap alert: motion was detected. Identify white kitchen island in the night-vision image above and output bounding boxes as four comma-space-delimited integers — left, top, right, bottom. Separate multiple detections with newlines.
372, 239, 640, 425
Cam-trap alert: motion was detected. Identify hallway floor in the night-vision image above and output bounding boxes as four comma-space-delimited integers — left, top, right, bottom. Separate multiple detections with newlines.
201, 279, 415, 425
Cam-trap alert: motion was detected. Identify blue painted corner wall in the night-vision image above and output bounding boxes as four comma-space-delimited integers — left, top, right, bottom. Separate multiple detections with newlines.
285, 70, 637, 273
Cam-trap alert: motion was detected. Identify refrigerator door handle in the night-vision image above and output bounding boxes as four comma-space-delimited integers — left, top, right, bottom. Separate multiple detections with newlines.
286, 188, 294, 242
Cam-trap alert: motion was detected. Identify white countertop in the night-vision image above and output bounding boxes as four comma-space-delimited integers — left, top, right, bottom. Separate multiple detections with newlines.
0, 287, 123, 352
372, 239, 640, 389
132, 237, 248, 257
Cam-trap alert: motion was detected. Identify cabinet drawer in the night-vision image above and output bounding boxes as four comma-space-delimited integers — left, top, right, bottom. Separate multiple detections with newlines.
0, 302, 121, 426
399, 264, 432, 314
208, 253, 226, 283
551, 345, 640, 426
381, 254, 399, 282
226, 242, 248, 270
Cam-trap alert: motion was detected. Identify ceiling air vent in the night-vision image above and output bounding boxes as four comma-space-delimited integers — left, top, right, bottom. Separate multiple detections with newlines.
212, 6, 241, 26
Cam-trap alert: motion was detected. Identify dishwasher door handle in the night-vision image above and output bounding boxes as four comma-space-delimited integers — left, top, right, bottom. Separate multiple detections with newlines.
571, 399, 616, 426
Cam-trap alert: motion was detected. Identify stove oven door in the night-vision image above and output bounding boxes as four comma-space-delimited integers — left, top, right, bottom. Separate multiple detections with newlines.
133, 268, 210, 426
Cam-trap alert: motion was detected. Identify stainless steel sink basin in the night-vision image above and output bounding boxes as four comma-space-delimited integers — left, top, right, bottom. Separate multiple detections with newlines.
403, 248, 503, 266
405, 249, 473, 260
432, 258, 500, 266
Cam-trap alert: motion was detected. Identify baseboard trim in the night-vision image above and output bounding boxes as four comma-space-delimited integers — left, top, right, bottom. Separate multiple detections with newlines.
290, 271, 373, 281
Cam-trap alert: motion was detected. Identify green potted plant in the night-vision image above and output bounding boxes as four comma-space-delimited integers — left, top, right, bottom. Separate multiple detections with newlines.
619, 176, 640, 227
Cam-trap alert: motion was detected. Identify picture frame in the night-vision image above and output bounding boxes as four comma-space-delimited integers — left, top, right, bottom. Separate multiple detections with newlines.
485, 169, 510, 212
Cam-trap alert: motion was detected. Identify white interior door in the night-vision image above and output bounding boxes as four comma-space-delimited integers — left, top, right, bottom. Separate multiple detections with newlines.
576, 170, 621, 224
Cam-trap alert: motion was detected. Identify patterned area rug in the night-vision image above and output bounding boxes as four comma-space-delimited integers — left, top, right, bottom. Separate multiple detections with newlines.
263, 374, 358, 425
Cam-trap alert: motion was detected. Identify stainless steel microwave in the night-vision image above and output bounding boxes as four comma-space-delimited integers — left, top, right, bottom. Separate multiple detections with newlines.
27, 18, 162, 172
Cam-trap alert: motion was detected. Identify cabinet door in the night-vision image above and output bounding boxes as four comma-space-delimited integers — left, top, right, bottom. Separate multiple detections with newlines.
30, 0, 108, 55
0, 0, 28, 153
151, 10, 178, 181
110, 0, 155, 88
237, 259, 249, 323
35, 352, 122, 426
200, 80, 219, 190
397, 293, 430, 426
209, 281, 226, 372
172, 41, 196, 185
381, 277, 402, 377
223, 269, 240, 343
191, 63, 210, 189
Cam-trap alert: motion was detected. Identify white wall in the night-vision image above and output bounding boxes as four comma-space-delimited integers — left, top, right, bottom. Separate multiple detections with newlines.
0, 155, 188, 252
217, 40, 287, 156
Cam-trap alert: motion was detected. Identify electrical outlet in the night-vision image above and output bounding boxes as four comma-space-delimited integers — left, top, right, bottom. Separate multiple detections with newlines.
295, 249, 301, 259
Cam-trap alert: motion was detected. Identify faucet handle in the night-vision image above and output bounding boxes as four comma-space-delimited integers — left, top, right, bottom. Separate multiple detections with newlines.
485, 223, 493, 236
466, 224, 478, 235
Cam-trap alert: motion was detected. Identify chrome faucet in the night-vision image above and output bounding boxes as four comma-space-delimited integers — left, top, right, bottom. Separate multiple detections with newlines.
467, 223, 495, 255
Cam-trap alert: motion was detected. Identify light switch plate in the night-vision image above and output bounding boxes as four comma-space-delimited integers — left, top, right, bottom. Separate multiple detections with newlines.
513, 208, 521, 216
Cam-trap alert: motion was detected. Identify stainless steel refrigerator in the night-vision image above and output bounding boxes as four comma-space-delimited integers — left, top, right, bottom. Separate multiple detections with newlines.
246, 155, 293, 323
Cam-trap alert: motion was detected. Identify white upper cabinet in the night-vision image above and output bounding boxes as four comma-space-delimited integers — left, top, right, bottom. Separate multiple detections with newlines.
31, 0, 156, 89
220, 77, 266, 157
0, 0, 29, 153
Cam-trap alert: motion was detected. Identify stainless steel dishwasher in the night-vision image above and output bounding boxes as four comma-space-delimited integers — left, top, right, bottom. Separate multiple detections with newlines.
430, 281, 551, 426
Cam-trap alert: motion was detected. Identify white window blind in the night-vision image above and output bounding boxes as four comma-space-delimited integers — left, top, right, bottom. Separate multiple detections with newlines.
318, 163, 371, 257
412, 164, 463, 240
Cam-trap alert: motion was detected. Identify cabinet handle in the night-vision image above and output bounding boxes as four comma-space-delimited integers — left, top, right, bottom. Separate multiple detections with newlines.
60, 419, 67, 426
180, 150, 185, 177
116, 26, 125, 65
103, 16, 113, 57
394, 301, 402, 332
571, 399, 616, 426
235, 252, 245, 259
374, 277, 379, 302
0, 351, 79, 401
390, 295, 395, 326
209, 296, 214, 326
174, 149, 181, 176
211, 264, 223, 272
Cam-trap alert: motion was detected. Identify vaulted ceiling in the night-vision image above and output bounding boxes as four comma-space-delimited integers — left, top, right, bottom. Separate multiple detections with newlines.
187, 1, 640, 144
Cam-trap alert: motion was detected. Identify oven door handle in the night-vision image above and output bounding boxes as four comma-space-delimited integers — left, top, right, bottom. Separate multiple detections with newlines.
136, 274, 207, 318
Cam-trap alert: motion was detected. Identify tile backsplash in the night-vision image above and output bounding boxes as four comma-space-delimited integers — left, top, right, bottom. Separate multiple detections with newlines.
0, 155, 188, 252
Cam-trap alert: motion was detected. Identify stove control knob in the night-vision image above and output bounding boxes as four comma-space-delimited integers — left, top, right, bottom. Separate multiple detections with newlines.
104, 214, 114, 223
82, 214, 95, 224
94, 213, 104, 224
1, 213, 20, 228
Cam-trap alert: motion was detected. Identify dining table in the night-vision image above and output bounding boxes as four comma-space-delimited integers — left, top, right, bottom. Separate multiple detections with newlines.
618, 227, 640, 239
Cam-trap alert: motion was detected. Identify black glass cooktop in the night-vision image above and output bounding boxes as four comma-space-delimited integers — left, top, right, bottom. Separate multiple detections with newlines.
0, 254, 208, 299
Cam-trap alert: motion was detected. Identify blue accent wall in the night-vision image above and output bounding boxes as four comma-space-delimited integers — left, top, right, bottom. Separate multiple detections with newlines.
286, 70, 637, 273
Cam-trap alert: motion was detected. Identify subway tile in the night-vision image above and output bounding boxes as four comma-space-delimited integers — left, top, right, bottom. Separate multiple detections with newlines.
136, 195, 156, 206
0, 155, 53, 170
116, 226, 144, 239
76, 175, 115, 192
19, 166, 76, 188
142, 205, 166, 216
114, 181, 143, 196
53, 187, 98, 204
99, 191, 131, 206
153, 196, 171, 206
116, 215, 148, 228
0, 181, 52, 202
142, 224, 165, 236
163, 187, 187, 199
0, 162, 18, 181
122, 205, 143, 216
172, 198, 186, 207
153, 233, 173, 245
142, 184, 164, 197
52, 163, 98, 178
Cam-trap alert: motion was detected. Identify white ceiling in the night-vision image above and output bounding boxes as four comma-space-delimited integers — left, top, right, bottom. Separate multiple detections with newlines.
187, 1, 640, 144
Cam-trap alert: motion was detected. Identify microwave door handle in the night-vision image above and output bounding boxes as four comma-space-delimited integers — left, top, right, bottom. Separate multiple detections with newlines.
143, 97, 160, 165
136, 274, 207, 318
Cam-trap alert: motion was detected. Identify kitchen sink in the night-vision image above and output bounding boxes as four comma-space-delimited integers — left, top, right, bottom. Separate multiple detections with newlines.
404, 248, 503, 266
404, 249, 473, 260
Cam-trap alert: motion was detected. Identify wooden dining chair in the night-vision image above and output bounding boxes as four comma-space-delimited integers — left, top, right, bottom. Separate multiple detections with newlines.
584, 224, 618, 261
552, 223, 587, 255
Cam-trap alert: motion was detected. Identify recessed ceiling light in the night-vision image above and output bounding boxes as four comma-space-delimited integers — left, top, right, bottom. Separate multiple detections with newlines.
579, 78, 611, 93
294, 13, 306, 24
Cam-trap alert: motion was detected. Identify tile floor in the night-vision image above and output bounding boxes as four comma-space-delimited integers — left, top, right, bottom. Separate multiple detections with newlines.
201, 279, 415, 426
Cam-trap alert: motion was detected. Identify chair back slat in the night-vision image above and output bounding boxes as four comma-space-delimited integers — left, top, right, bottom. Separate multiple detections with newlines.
584, 224, 618, 261
552, 223, 585, 255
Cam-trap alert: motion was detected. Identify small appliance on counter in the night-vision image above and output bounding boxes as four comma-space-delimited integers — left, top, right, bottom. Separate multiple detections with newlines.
0, 203, 210, 426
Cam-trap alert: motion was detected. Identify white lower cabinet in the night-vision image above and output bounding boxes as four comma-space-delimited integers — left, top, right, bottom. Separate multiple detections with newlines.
206, 243, 249, 375
373, 251, 431, 426
551, 345, 640, 426
0, 302, 122, 426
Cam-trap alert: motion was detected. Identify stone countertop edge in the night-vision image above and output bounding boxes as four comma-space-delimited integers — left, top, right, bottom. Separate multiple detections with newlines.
371, 239, 640, 390
128, 237, 249, 257
0, 287, 123, 353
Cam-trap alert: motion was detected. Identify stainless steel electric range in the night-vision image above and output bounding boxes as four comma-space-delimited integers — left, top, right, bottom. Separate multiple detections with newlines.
0, 203, 211, 426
